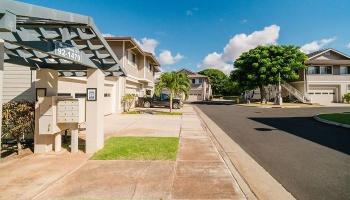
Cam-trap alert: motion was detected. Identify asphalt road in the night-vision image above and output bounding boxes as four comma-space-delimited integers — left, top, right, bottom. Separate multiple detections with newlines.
196, 103, 350, 200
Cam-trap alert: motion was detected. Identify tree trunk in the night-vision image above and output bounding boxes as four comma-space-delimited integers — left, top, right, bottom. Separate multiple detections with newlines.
169, 92, 173, 113
259, 85, 266, 104
16, 138, 21, 155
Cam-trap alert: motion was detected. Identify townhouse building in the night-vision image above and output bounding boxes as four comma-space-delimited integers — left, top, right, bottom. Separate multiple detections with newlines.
290, 48, 350, 104
178, 69, 212, 101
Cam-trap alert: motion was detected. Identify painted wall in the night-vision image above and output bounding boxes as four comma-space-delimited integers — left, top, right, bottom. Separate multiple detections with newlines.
3, 63, 35, 103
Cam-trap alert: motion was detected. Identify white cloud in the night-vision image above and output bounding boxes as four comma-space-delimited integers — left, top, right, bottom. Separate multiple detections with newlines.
300, 37, 336, 53
186, 7, 199, 16
241, 19, 248, 24
186, 10, 193, 16
159, 50, 184, 65
347, 42, 350, 49
135, 37, 159, 54
102, 33, 114, 37
201, 24, 280, 74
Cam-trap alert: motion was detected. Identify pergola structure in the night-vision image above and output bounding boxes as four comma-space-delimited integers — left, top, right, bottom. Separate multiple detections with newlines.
0, 0, 126, 154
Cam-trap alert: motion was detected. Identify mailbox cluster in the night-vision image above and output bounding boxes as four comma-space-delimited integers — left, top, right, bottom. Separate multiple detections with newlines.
37, 97, 85, 135
36, 96, 85, 153
57, 99, 81, 123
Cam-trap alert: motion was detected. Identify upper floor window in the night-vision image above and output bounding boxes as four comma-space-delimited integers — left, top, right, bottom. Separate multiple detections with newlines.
192, 79, 195, 84
198, 79, 203, 84
308, 66, 319, 74
148, 62, 152, 72
128, 51, 137, 66
320, 66, 332, 74
340, 66, 350, 75
308, 66, 332, 75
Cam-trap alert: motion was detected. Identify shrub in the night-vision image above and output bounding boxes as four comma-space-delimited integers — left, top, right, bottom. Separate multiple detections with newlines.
121, 94, 137, 112
343, 93, 350, 103
2, 101, 35, 154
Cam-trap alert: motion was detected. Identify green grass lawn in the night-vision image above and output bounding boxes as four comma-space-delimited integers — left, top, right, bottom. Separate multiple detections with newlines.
91, 137, 179, 160
153, 111, 182, 115
318, 113, 350, 125
122, 110, 142, 114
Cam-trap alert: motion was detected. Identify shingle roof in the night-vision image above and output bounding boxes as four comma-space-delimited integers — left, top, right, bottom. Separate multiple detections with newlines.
306, 48, 350, 60
307, 48, 330, 58
178, 68, 208, 78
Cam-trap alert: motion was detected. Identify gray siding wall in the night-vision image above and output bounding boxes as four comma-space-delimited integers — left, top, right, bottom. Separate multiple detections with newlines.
3, 63, 35, 103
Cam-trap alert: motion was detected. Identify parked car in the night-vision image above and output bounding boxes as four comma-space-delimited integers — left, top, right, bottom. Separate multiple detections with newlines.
139, 93, 182, 109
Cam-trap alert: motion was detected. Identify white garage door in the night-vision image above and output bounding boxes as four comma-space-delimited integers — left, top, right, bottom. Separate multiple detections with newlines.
187, 95, 198, 102
308, 88, 336, 105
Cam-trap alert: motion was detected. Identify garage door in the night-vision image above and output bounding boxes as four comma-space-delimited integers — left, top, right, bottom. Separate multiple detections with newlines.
187, 94, 202, 102
308, 88, 336, 104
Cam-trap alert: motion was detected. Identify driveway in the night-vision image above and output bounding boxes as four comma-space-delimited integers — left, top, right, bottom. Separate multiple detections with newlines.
196, 104, 350, 200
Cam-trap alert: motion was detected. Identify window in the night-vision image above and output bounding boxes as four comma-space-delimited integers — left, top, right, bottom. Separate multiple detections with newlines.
192, 79, 195, 84
308, 66, 332, 74
348, 84, 350, 91
308, 66, 319, 74
75, 93, 86, 98
104, 93, 111, 97
320, 66, 332, 74
161, 93, 169, 100
147, 61, 152, 72
128, 51, 137, 66
57, 93, 71, 96
340, 66, 350, 75
198, 79, 203, 84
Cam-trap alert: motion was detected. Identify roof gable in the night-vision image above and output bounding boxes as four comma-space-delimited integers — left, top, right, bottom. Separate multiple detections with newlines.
178, 68, 196, 75
308, 49, 350, 61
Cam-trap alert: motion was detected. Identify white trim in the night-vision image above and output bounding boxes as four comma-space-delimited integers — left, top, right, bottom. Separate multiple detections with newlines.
143, 55, 146, 79
308, 48, 350, 60
122, 41, 125, 67
308, 81, 350, 83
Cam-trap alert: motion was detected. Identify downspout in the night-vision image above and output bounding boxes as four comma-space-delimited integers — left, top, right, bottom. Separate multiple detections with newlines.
0, 40, 4, 160
122, 41, 125, 68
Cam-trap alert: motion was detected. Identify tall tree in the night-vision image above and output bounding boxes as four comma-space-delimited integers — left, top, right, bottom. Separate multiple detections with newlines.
155, 71, 191, 112
232, 45, 307, 102
198, 68, 227, 95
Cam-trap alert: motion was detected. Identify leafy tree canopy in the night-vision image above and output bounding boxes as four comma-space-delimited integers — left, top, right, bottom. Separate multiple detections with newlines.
198, 68, 227, 95
231, 45, 307, 100
155, 71, 190, 112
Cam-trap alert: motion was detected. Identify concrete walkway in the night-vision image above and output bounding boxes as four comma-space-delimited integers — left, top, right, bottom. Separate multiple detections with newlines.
0, 152, 88, 200
1, 105, 248, 200
171, 105, 246, 199
104, 112, 181, 138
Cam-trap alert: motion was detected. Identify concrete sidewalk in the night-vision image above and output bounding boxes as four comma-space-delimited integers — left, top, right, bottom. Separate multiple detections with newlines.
171, 105, 247, 199
35, 106, 248, 200
1, 105, 249, 200
0, 152, 88, 200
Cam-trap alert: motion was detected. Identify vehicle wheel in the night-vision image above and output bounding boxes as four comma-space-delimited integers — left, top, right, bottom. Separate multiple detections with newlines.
144, 101, 151, 108
173, 102, 179, 109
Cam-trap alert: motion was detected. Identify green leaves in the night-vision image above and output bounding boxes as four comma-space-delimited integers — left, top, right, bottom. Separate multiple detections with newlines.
156, 71, 191, 100
233, 45, 307, 90
2, 101, 34, 140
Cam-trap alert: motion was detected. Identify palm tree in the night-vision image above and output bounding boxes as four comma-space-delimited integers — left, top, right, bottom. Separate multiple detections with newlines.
155, 71, 191, 112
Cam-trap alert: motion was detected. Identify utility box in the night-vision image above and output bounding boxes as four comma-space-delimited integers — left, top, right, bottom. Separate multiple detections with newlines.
37, 96, 59, 135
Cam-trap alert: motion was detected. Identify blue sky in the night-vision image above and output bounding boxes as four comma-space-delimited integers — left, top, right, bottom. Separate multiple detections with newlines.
20, 0, 350, 73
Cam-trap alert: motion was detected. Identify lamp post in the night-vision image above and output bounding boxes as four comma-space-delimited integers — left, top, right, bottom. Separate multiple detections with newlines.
276, 72, 283, 105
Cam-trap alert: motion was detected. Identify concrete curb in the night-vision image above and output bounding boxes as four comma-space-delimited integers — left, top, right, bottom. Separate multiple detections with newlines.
194, 105, 296, 200
313, 114, 350, 129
